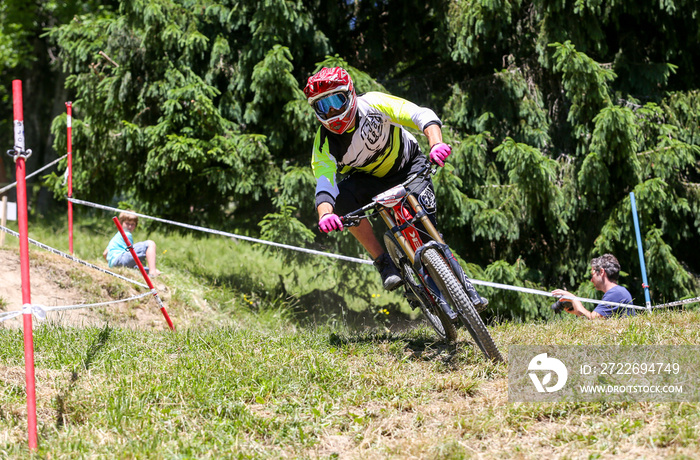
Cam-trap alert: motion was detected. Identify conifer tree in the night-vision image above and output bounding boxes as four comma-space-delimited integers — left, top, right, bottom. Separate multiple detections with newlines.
34, 0, 700, 319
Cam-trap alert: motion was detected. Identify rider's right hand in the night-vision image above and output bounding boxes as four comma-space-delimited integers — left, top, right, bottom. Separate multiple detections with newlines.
319, 213, 344, 233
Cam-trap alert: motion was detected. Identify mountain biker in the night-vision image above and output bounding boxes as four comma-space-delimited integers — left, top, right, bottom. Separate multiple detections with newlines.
304, 66, 452, 291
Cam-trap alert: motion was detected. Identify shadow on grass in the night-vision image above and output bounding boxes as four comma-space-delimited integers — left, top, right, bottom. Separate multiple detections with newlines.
55, 324, 112, 428
293, 288, 379, 328
328, 330, 477, 367
188, 269, 414, 328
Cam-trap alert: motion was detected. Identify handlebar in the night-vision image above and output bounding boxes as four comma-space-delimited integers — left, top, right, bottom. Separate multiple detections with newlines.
340, 215, 362, 228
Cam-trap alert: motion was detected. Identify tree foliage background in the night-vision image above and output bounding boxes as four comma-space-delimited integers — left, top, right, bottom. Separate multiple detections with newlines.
1, 0, 698, 321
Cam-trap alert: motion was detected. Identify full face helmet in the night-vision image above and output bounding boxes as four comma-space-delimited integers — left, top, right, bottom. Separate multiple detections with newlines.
304, 67, 358, 134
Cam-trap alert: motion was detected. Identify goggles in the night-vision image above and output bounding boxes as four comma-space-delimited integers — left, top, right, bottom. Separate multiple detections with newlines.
313, 92, 348, 120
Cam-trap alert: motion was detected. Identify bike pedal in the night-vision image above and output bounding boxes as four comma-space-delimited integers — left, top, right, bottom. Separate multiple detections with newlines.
386, 277, 404, 291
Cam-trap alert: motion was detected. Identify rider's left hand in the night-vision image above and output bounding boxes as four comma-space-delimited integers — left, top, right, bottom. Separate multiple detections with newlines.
429, 143, 451, 167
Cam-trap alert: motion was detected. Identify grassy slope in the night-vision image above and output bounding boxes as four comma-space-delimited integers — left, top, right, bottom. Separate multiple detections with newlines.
1, 221, 700, 458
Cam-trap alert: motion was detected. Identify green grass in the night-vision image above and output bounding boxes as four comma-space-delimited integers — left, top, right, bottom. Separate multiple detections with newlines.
2, 217, 700, 458
0, 323, 489, 458
2, 312, 700, 458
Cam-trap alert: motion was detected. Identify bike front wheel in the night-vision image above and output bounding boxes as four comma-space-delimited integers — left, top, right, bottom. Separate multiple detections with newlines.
384, 233, 458, 342
421, 248, 503, 362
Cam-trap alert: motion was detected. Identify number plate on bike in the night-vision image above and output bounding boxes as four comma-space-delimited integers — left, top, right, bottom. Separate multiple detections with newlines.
373, 185, 407, 208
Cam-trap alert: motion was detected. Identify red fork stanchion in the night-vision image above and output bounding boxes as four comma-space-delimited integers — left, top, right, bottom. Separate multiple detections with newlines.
112, 217, 175, 330
11, 79, 38, 450
66, 102, 73, 255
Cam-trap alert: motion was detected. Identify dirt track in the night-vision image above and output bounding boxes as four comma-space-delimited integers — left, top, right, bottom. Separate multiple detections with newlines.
0, 247, 171, 330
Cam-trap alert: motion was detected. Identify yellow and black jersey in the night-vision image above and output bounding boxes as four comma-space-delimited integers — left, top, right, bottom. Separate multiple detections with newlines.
311, 92, 441, 208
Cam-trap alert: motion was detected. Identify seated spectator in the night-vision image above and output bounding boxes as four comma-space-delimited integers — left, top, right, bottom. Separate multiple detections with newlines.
103, 210, 161, 277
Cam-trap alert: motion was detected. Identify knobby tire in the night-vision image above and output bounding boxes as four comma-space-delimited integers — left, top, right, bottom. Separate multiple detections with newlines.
384, 234, 458, 342
421, 248, 504, 362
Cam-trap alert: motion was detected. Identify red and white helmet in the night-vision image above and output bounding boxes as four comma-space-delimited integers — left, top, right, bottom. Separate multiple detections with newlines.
304, 67, 358, 134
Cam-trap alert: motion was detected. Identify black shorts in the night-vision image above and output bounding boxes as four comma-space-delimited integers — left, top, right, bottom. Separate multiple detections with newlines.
334, 151, 437, 226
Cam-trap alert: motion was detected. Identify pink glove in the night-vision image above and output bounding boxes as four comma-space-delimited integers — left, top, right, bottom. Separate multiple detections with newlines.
319, 213, 344, 233
429, 142, 452, 167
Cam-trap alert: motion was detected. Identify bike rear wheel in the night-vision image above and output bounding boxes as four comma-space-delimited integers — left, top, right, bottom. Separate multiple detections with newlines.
384, 233, 458, 342
421, 248, 503, 362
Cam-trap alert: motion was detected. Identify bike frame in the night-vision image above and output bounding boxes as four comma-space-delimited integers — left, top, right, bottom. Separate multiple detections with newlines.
345, 168, 444, 283
340, 168, 503, 360
355, 166, 441, 263
342, 166, 478, 312
378, 191, 441, 264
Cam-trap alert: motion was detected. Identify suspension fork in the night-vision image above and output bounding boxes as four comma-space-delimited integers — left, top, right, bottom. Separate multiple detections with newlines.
380, 201, 459, 321
379, 208, 416, 263
405, 194, 444, 244
404, 195, 485, 309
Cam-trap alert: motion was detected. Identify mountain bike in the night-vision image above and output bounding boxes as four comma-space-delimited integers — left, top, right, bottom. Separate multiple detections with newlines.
341, 165, 503, 362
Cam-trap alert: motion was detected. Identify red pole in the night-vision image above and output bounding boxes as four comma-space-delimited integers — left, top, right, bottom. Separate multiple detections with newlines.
13, 80, 38, 450
112, 217, 175, 330
66, 102, 73, 255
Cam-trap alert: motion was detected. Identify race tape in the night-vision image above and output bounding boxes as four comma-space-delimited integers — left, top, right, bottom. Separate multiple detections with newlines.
0, 224, 147, 288
68, 197, 374, 266
67, 199, 657, 310
3, 197, 684, 313
0, 292, 152, 323
0, 154, 67, 195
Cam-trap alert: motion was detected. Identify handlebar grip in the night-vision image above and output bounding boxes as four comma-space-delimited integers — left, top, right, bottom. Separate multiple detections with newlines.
340, 216, 359, 228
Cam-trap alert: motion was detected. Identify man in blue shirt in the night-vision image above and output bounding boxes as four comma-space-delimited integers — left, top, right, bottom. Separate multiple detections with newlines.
552, 254, 634, 319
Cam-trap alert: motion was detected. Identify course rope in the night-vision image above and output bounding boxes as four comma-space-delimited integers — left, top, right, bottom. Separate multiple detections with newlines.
0, 292, 152, 323
0, 154, 67, 195
0, 225, 157, 323
68, 197, 375, 266
66, 198, 660, 311
649, 296, 700, 309
470, 279, 649, 311
0, 141, 687, 315
0, 224, 147, 288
